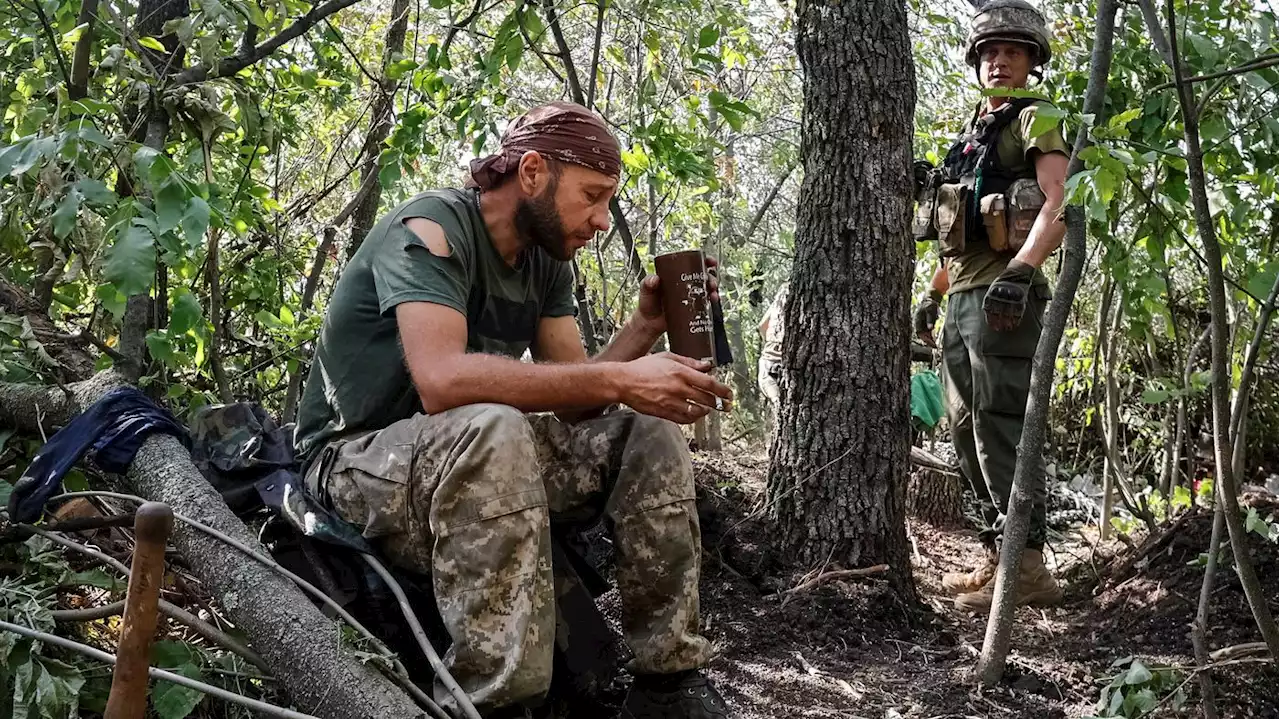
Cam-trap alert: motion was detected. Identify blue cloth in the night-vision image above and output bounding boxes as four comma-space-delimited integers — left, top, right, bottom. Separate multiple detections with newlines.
8, 387, 187, 523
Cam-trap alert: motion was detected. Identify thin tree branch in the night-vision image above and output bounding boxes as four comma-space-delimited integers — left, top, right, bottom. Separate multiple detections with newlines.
18, 0, 71, 85
1151, 53, 1279, 91
742, 162, 798, 244
542, 0, 585, 103
585, 0, 605, 107
171, 0, 364, 85
1134, 0, 1174, 68
0, 619, 315, 719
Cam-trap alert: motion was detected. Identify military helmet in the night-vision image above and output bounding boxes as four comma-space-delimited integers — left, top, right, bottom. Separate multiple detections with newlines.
965, 0, 1052, 68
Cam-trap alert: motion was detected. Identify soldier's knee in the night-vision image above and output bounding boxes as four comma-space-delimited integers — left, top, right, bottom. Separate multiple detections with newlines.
619, 411, 696, 512
633, 411, 689, 464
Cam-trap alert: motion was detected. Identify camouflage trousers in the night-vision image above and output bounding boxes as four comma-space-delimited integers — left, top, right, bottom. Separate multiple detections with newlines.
941, 286, 1049, 550
304, 404, 710, 713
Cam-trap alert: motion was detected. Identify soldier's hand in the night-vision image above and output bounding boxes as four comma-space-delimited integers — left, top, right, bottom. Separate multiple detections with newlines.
636, 256, 721, 336
619, 352, 734, 425
913, 290, 943, 348
983, 260, 1035, 332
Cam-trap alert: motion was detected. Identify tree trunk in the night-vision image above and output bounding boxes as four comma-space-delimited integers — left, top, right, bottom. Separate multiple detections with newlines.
906, 468, 964, 528
764, 0, 916, 599
346, 0, 413, 259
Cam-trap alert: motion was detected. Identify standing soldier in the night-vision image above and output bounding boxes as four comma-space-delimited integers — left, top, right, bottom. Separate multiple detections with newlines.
756, 282, 789, 444
912, 0, 1069, 610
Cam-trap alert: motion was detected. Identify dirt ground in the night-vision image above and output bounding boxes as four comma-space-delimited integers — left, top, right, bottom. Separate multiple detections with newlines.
687, 448, 1279, 719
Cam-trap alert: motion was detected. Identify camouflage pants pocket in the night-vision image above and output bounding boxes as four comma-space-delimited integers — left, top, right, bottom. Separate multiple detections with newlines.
320, 424, 418, 541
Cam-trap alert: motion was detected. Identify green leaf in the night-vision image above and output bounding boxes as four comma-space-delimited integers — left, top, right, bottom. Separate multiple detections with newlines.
1141, 388, 1170, 404
151, 661, 203, 719
1247, 260, 1277, 302
146, 331, 176, 365
1123, 659, 1153, 685
1124, 688, 1157, 714
170, 290, 203, 335
15, 654, 84, 719
181, 197, 210, 248
1106, 106, 1142, 131
697, 24, 720, 49
66, 569, 123, 591
386, 58, 419, 81
95, 284, 127, 320
378, 154, 402, 188
279, 304, 295, 326
62, 469, 89, 493
138, 36, 167, 52
103, 225, 156, 296
1027, 105, 1066, 140
1170, 485, 1192, 510
978, 87, 1051, 101
74, 178, 116, 206
255, 310, 284, 329
52, 188, 83, 240
155, 181, 187, 236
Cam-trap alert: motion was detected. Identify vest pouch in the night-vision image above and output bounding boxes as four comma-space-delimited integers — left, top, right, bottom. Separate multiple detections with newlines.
1006, 178, 1047, 252
934, 183, 969, 257
980, 194, 1009, 252
912, 183, 939, 243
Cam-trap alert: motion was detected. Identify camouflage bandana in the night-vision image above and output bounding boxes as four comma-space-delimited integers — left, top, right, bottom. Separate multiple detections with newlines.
467, 102, 622, 189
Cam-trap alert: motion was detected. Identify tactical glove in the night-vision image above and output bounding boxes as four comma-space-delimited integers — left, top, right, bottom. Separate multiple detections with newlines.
913, 289, 944, 348
983, 260, 1036, 332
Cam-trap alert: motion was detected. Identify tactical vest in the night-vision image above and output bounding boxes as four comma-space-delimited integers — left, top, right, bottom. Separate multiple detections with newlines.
913, 97, 1048, 257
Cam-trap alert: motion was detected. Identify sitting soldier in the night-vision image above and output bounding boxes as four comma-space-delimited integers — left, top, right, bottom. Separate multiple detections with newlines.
293, 101, 734, 719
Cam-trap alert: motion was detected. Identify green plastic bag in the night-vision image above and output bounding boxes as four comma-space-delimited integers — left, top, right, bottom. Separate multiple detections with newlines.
910, 369, 944, 430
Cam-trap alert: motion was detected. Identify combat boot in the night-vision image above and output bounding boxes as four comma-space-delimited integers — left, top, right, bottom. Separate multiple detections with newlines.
941, 546, 998, 595
623, 670, 730, 719
954, 548, 1062, 612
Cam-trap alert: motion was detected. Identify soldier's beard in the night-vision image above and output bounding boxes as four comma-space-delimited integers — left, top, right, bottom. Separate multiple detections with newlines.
515, 181, 573, 261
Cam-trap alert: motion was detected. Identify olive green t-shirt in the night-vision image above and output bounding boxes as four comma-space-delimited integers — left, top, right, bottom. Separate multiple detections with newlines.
946, 101, 1070, 295
294, 188, 576, 462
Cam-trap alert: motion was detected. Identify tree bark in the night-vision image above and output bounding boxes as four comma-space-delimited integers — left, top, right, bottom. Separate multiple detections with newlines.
0, 374, 424, 717
764, 0, 917, 599
0, 278, 97, 381
976, 0, 1120, 685
67, 0, 100, 99
345, 0, 413, 260
906, 467, 964, 528
571, 258, 600, 355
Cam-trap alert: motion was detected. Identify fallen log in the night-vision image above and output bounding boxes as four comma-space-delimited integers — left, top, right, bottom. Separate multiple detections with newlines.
0, 371, 424, 718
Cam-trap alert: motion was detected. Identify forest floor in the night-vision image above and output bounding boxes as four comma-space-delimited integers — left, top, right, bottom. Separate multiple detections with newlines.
684, 447, 1279, 719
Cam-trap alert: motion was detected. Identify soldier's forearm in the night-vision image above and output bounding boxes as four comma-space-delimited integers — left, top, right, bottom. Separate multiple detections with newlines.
416, 353, 627, 417
930, 263, 950, 296
1013, 203, 1066, 270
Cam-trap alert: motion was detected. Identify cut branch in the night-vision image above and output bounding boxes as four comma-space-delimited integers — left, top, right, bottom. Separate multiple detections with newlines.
1151, 53, 1279, 91
0, 373, 423, 717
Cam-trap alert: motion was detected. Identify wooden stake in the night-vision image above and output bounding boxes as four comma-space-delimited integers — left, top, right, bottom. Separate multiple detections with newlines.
105, 502, 173, 719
